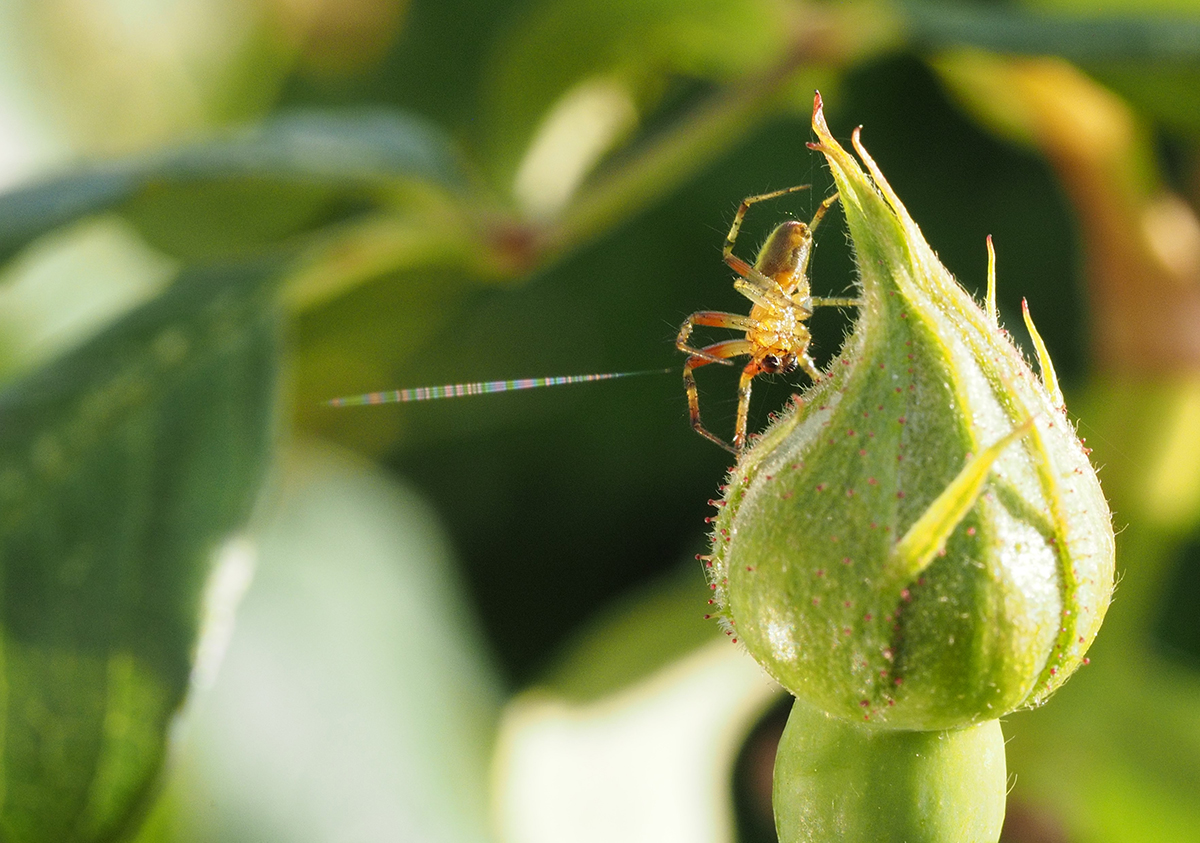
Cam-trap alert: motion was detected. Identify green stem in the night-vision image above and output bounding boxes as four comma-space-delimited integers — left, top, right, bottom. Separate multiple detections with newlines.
774, 698, 1007, 843
535, 4, 901, 264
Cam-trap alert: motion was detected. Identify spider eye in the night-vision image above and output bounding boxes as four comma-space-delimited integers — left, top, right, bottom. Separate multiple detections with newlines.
762, 354, 781, 373
781, 353, 799, 374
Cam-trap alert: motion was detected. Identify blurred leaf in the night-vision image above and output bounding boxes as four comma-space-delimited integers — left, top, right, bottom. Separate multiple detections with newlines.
1006, 634, 1200, 843
0, 258, 282, 842
1021, 0, 1200, 132
494, 566, 774, 843
1084, 64, 1200, 137
932, 50, 1200, 375
903, 2, 1200, 62
910, 2, 1200, 135
480, 0, 792, 186
0, 217, 178, 384
899, 2, 1200, 136
539, 565, 717, 703
0, 109, 467, 266
130, 443, 502, 843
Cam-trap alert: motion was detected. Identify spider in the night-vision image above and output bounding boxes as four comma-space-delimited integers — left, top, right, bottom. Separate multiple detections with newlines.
677, 185, 859, 454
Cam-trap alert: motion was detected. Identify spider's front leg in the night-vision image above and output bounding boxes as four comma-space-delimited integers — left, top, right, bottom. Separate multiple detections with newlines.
792, 295, 862, 378
733, 361, 761, 454
810, 296, 862, 309
793, 350, 823, 383
676, 311, 755, 364
683, 338, 753, 454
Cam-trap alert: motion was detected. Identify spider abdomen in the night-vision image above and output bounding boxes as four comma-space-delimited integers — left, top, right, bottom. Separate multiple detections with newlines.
756, 220, 814, 294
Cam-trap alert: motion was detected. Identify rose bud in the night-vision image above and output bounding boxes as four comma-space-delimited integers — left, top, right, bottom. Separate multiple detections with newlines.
704, 94, 1115, 731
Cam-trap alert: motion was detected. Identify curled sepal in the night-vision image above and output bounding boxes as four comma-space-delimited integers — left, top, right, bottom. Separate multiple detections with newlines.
985, 235, 998, 327
773, 699, 1006, 843
887, 417, 1034, 587
706, 94, 1115, 730
1022, 298, 1065, 410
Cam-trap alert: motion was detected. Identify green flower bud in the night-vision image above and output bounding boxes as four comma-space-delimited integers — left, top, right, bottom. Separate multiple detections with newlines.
705, 95, 1115, 730
773, 699, 1006, 843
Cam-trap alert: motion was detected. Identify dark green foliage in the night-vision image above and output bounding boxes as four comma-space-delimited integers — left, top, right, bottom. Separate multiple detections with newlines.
0, 261, 281, 840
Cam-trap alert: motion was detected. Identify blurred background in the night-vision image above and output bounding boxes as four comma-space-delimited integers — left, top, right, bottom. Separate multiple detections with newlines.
0, 0, 1198, 841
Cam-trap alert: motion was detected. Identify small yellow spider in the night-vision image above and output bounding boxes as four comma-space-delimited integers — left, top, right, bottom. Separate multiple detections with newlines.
677, 185, 859, 454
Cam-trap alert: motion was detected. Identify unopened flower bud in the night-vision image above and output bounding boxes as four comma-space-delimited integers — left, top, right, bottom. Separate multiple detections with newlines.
706, 94, 1115, 730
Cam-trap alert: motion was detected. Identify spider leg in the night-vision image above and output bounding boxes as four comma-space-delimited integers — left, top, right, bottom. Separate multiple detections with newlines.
725, 191, 845, 309
677, 311, 755, 364
810, 296, 862, 308
723, 185, 812, 263
724, 187, 813, 306
737, 275, 827, 329
731, 273, 789, 306
733, 362, 759, 453
733, 352, 822, 452
806, 191, 840, 234
683, 339, 753, 454
798, 352, 822, 382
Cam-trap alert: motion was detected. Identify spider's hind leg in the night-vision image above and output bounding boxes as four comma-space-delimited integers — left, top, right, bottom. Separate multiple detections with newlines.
724, 185, 812, 262
806, 190, 840, 233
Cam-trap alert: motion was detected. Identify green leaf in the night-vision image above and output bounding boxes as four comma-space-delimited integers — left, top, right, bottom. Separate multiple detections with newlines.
902, 3, 1200, 61
480, 0, 790, 186
1083, 63, 1200, 137
910, 1, 1200, 137
0, 258, 282, 842
129, 444, 503, 843
0, 110, 466, 265
538, 566, 718, 703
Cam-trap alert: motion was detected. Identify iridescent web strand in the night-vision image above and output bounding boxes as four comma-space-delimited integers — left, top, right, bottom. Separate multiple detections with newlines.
325, 368, 671, 407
